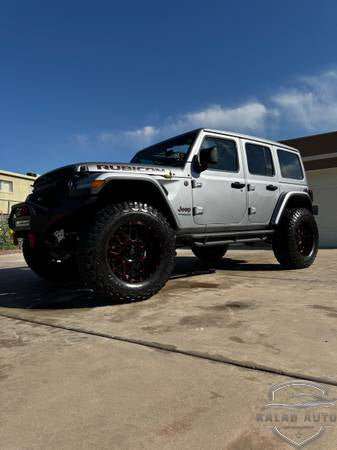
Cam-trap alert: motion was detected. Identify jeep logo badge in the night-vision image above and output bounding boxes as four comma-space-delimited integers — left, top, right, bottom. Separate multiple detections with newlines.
177, 206, 191, 215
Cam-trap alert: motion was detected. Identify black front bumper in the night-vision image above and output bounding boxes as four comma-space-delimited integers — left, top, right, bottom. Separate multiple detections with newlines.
8, 196, 96, 236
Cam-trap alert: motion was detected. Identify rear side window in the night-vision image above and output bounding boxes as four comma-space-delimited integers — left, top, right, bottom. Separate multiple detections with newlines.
277, 149, 304, 180
245, 143, 274, 176
201, 136, 239, 172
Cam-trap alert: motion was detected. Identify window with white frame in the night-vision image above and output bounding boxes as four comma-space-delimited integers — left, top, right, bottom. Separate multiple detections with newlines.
0, 180, 14, 192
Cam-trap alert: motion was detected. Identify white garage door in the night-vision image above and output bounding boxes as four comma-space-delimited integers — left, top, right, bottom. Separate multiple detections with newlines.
307, 168, 337, 248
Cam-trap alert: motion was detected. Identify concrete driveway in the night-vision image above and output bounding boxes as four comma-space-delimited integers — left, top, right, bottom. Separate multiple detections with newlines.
0, 249, 337, 449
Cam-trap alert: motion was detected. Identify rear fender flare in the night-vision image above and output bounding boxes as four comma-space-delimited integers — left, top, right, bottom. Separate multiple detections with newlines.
271, 191, 313, 225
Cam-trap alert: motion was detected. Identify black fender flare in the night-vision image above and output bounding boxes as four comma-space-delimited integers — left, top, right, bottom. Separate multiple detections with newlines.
96, 176, 181, 229
270, 191, 313, 225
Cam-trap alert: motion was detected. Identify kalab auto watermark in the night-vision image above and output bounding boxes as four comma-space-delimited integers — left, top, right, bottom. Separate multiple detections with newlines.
256, 380, 336, 448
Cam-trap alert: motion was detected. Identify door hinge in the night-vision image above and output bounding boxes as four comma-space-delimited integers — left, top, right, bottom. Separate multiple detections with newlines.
191, 179, 202, 188
247, 184, 256, 191
248, 207, 257, 215
193, 206, 204, 216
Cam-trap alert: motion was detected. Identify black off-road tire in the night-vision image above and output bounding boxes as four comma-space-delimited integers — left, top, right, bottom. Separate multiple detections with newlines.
22, 238, 79, 281
78, 202, 176, 303
272, 208, 319, 269
191, 245, 228, 263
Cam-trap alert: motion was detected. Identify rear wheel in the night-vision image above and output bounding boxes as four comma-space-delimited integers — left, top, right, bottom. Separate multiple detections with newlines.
22, 238, 78, 281
192, 245, 228, 263
272, 208, 319, 269
78, 202, 176, 302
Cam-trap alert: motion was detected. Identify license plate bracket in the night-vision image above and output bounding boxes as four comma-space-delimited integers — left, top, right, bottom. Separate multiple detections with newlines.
15, 217, 31, 229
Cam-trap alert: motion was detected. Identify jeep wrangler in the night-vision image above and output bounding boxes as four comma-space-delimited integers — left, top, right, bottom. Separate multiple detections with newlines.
9, 128, 319, 302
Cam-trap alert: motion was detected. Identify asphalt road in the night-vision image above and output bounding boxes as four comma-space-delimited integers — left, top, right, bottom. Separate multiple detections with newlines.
1, 249, 337, 449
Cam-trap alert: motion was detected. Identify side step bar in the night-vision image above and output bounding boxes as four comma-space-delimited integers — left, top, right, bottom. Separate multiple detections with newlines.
191, 229, 274, 247
191, 230, 274, 239
193, 237, 268, 247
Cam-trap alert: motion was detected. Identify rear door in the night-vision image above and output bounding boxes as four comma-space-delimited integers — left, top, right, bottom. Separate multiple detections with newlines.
191, 134, 247, 226
242, 140, 279, 224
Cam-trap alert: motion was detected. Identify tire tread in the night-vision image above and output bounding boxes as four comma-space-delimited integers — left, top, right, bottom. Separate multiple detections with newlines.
272, 207, 318, 269
78, 201, 175, 302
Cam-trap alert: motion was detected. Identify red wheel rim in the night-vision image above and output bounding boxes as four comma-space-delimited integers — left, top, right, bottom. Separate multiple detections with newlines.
106, 221, 161, 283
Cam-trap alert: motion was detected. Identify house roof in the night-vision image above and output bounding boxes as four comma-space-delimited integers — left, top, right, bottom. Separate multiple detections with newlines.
281, 131, 337, 171
0, 169, 38, 181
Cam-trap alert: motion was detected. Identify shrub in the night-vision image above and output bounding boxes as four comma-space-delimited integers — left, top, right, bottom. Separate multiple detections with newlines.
0, 215, 16, 249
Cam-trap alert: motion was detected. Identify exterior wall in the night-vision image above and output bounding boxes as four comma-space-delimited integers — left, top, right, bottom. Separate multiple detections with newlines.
307, 167, 337, 248
0, 171, 36, 214
282, 131, 337, 248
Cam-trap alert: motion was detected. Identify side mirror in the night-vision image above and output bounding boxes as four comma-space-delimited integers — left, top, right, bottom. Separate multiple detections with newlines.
194, 146, 218, 172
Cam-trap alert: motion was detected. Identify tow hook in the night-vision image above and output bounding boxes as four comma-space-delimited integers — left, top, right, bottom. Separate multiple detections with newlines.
28, 233, 36, 248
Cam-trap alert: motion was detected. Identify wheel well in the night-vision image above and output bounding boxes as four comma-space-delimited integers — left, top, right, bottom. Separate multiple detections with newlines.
96, 179, 178, 229
272, 193, 313, 225
285, 194, 313, 212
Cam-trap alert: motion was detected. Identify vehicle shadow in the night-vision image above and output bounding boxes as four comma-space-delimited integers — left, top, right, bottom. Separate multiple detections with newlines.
0, 266, 97, 309
0, 255, 281, 310
174, 256, 282, 274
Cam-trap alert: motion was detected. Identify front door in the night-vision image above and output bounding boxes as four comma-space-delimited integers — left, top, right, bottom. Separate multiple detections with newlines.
242, 140, 279, 224
192, 134, 247, 226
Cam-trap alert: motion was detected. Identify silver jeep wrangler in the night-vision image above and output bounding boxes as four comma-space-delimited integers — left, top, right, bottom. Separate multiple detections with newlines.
9, 128, 319, 302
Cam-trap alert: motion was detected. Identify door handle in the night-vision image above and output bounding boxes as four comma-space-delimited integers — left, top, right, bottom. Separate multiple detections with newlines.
231, 181, 246, 189
266, 184, 278, 191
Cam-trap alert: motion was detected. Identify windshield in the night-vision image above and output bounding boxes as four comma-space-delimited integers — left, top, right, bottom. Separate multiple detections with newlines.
130, 131, 198, 167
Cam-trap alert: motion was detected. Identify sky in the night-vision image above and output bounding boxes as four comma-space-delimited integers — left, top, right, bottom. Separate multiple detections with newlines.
1, 0, 337, 174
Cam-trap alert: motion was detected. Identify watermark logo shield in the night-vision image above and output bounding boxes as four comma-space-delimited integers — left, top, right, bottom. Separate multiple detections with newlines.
256, 380, 336, 448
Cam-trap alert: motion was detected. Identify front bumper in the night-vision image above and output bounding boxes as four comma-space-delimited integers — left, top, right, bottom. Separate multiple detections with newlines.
8, 197, 96, 236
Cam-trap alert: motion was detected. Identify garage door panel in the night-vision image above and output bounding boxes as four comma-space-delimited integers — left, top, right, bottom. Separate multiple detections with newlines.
307, 168, 337, 248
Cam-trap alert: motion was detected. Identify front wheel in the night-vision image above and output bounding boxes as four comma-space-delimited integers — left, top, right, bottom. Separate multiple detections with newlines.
272, 208, 319, 269
78, 202, 176, 302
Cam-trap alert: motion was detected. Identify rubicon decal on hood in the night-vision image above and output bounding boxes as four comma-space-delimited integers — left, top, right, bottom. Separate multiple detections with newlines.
96, 164, 166, 173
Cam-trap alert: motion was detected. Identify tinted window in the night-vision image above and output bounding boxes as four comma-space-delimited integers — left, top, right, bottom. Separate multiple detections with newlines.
277, 149, 304, 180
245, 143, 274, 176
131, 131, 198, 167
201, 137, 239, 172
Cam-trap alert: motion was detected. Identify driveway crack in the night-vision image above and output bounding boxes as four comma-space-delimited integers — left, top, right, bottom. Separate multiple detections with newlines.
1, 311, 337, 387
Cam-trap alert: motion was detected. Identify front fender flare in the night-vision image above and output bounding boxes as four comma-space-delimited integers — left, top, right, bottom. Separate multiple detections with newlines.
95, 175, 181, 228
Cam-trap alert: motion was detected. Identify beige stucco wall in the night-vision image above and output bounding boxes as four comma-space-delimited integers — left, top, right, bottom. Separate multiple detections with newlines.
0, 171, 36, 214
